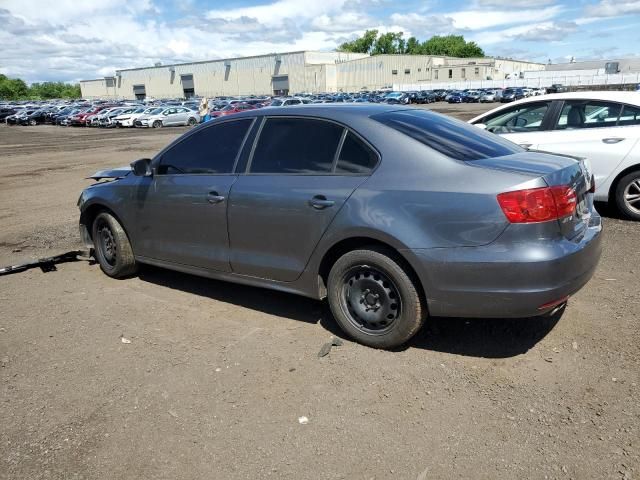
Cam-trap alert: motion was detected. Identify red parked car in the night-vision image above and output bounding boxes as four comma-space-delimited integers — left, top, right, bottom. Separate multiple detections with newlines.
211, 103, 257, 118
71, 106, 114, 126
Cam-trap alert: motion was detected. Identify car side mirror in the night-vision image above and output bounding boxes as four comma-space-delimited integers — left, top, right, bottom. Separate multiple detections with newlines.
473, 123, 487, 130
131, 158, 152, 177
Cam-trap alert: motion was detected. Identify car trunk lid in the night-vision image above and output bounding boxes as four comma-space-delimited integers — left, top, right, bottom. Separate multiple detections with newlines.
471, 151, 593, 239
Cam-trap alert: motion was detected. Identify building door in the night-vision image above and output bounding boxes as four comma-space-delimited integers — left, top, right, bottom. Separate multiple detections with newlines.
272, 75, 289, 96
181, 74, 195, 98
133, 84, 146, 100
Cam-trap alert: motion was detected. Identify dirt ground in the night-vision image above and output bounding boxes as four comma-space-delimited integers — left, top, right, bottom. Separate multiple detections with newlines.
1, 103, 638, 480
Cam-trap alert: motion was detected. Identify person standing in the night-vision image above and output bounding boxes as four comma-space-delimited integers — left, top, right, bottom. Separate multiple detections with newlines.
199, 97, 210, 122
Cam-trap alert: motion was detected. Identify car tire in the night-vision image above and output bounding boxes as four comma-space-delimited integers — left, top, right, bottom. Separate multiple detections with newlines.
92, 211, 138, 278
29, 119, 36, 126
615, 171, 640, 221
152, 120, 162, 128
327, 247, 425, 349
187, 117, 197, 126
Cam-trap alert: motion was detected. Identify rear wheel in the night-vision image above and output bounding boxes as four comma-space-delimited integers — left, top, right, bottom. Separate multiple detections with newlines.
29, 119, 36, 126
152, 120, 162, 128
615, 171, 640, 221
92, 212, 138, 278
327, 248, 425, 349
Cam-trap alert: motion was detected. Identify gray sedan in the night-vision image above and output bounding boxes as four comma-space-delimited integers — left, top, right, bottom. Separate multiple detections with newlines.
78, 105, 602, 349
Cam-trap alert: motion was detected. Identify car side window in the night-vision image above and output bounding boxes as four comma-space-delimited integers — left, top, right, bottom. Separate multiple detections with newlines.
335, 132, 378, 174
555, 100, 621, 130
483, 102, 550, 133
158, 119, 252, 175
250, 118, 344, 174
618, 104, 640, 126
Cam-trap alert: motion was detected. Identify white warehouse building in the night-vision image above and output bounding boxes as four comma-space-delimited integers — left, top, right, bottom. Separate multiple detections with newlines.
80, 50, 544, 100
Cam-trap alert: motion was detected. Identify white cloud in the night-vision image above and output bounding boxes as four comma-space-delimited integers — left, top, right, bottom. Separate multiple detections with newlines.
448, 5, 564, 30
388, 13, 455, 34
475, 0, 555, 6
471, 21, 576, 45
585, 0, 640, 17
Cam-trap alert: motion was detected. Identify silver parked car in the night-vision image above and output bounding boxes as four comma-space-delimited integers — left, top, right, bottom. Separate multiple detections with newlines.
78, 105, 602, 349
134, 107, 200, 128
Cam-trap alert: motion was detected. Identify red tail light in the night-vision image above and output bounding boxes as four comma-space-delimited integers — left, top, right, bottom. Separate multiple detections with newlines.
497, 185, 577, 223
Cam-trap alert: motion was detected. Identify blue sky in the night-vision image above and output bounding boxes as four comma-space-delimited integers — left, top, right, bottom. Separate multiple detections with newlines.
1, 0, 639, 83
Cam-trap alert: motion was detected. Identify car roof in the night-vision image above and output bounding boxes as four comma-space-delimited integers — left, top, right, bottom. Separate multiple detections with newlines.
513, 90, 640, 105
468, 90, 640, 124
229, 103, 408, 120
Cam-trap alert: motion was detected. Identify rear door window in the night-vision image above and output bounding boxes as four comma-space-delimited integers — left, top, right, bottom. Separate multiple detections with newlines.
555, 100, 622, 130
158, 119, 253, 174
373, 109, 522, 161
335, 132, 378, 174
249, 117, 344, 174
618, 104, 640, 126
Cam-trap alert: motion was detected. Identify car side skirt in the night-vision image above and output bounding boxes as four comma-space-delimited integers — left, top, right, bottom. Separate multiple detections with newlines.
135, 255, 321, 300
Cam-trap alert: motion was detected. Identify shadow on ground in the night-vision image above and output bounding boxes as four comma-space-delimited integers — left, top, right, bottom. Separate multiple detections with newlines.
137, 265, 561, 359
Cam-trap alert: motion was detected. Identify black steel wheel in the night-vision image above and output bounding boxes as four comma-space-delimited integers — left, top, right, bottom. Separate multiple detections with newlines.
340, 266, 401, 334
92, 211, 137, 278
327, 247, 425, 349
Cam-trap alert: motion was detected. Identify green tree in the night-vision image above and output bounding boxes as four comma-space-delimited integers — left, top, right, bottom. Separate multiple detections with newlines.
405, 36, 422, 55
0, 74, 29, 99
337, 32, 485, 58
421, 35, 484, 57
371, 32, 408, 54
338, 29, 379, 54
0, 75, 81, 100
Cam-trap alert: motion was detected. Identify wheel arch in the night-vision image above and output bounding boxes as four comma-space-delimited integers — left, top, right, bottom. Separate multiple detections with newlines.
316, 236, 427, 309
608, 163, 640, 202
79, 202, 128, 246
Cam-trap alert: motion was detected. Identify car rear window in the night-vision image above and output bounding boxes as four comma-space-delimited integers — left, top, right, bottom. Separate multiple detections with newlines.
372, 109, 522, 161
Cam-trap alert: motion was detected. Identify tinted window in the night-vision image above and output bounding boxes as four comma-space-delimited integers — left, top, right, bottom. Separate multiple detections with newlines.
618, 104, 640, 126
250, 118, 344, 174
555, 100, 622, 130
336, 132, 378, 174
158, 119, 252, 174
483, 102, 550, 133
373, 110, 522, 161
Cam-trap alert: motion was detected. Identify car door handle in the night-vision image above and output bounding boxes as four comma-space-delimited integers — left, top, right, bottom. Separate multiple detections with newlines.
207, 192, 225, 204
602, 137, 624, 144
308, 195, 335, 210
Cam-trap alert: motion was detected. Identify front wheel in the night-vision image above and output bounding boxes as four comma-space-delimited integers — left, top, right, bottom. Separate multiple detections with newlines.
187, 117, 197, 126
327, 248, 425, 349
615, 171, 640, 220
152, 120, 162, 128
92, 212, 138, 278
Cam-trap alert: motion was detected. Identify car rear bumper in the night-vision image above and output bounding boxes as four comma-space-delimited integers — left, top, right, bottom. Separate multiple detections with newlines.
404, 215, 603, 318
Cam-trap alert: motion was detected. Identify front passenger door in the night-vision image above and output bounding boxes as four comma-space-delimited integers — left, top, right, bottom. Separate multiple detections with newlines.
477, 101, 553, 149
132, 118, 254, 270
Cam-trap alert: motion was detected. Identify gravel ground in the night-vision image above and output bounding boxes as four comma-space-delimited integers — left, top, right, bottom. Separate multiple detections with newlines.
0, 103, 638, 480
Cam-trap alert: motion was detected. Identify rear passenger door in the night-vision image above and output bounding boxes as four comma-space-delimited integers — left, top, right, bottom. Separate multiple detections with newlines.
227, 117, 378, 281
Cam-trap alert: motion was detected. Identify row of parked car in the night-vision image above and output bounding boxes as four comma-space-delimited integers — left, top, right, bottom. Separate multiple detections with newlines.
0, 84, 573, 128
0, 101, 205, 128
